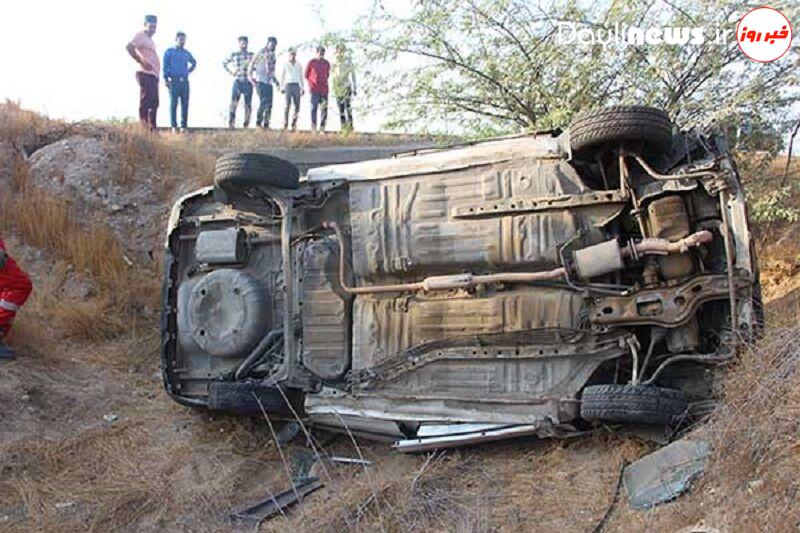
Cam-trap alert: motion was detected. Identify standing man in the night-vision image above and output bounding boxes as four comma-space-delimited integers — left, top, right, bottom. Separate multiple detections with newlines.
305, 46, 331, 133
126, 15, 160, 130
0, 238, 33, 360
163, 32, 197, 132
332, 44, 357, 132
249, 37, 279, 129
223, 36, 254, 128
280, 48, 304, 131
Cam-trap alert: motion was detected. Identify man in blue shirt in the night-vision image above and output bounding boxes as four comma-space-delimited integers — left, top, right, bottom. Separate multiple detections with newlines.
163, 32, 197, 132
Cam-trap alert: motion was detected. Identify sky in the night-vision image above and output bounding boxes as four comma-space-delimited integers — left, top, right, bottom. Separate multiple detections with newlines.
0, 0, 388, 131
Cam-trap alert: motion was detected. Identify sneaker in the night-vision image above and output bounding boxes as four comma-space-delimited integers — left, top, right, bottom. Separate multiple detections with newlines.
0, 340, 15, 361
171, 127, 179, 133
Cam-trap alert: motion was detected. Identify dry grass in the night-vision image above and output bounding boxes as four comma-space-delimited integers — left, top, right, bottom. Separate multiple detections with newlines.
0, 100, 69, 154
97, 124, 214, 191
0, 103, 170, 341
3, 185, 132, 289
0, 407, 287, 532
703, 327, 800, 529
294, 452, 495, 532
0, 161, 158, 332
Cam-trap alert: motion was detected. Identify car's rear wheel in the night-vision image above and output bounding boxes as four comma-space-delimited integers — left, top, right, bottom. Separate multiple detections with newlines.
580, 383, 689, 426
569, 105, 673, 157
214, 152, 300, 192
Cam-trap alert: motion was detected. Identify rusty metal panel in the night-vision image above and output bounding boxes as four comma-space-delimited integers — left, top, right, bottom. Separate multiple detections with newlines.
348, 159, 619, 282
352, 288, 586, 370
300, 238, 350, 379
376, 356, 608, 402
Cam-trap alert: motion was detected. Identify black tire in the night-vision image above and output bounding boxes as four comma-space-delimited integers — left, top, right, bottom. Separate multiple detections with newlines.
208, 381, 304, 417
214, 152, 300, 191
569, 105, 673, 156
580, 384, 688, 426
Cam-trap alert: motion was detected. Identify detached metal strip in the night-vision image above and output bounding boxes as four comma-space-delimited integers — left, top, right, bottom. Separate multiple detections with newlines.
394, 424, 542, 453
417, 423, 513, 438
0, 300, 20, 312
229, 477, 323, 525
719, 190, 738, 331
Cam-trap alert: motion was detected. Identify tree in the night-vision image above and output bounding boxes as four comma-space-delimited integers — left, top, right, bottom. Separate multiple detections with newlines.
344, 0, 799, 137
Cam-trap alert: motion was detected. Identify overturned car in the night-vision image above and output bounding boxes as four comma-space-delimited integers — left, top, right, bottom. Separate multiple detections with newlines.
161, 106, 760, 451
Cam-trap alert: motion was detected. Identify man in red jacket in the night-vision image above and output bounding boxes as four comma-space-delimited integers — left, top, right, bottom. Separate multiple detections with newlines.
305, 46, 331, 132
0, 238, 33, 360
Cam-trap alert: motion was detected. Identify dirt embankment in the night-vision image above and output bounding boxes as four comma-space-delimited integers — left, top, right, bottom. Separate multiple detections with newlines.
1, 102, 799, 532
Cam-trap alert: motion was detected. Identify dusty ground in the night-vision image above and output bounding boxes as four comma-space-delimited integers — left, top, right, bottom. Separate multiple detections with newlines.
1, 103, 799, 532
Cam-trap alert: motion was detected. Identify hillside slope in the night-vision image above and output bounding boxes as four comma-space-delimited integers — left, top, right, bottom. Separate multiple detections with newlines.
1, 103, 798, 532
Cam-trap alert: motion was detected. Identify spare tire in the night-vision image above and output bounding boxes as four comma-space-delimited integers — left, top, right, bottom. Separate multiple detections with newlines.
580, 383, 688, 426
569, 105, 673, 156
214, 152, 300, 191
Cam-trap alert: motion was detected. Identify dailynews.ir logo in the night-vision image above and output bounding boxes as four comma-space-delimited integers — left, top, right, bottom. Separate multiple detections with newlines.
737, 6, 793, 62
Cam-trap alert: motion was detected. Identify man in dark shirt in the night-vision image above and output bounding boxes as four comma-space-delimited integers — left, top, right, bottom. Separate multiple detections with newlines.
163, 32, 197, 132
224, 36, 254, 128
305, 46, 331, 132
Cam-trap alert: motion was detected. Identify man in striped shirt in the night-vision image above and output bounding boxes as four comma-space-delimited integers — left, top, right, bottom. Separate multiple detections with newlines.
223, 36, 254, 128
0, 238, 33, 360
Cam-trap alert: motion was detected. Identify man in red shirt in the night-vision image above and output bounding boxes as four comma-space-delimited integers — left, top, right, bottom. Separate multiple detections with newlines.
0, 238, 33, 360
305, 46, 331, 132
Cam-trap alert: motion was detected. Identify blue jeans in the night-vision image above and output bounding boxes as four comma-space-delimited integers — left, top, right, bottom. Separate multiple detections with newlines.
310, 92, 328, 130
255, 82, 274, 127
168, 77, 190, 128
283, 83, 301, 129
229, 79, 253, 127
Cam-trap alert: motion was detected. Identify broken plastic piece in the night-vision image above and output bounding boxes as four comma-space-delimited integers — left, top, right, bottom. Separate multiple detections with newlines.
623, 438, 709, 509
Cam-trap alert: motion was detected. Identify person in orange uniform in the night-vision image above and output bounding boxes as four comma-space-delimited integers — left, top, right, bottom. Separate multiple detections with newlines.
0, 238, 33, 360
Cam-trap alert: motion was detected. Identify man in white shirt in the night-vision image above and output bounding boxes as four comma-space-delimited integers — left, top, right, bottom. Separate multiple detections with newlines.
280, 48, 304, 131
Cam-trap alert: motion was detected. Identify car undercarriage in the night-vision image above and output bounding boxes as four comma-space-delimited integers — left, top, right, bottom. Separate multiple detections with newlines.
161, 106, 759, 451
